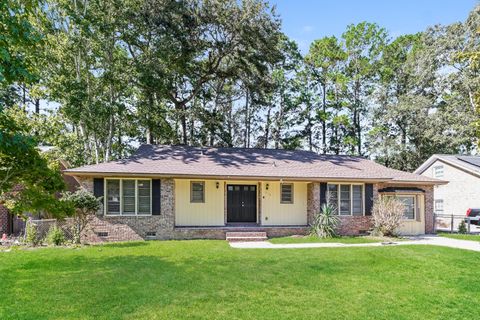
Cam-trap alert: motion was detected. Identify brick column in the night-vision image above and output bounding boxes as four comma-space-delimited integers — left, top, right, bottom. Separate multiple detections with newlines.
160, 178, 175, 230
307, 182, 320, 225
424, 185, 434, 234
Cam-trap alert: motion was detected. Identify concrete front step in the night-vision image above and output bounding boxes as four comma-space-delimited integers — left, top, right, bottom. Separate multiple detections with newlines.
226, 232, 268, 242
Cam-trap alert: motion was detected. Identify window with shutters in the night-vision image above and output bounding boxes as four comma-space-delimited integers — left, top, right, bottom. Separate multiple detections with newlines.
190, 181, 205, 203
106, 180, 120, 215
326, 183, 364, 216
105, 179, 151, 215
280, 183, 293, 204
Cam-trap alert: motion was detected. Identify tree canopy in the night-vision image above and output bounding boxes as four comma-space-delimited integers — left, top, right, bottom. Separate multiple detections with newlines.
1, 0, 479, 179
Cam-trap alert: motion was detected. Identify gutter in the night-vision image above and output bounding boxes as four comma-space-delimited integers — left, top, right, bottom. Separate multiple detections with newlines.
63, 170, 443, 185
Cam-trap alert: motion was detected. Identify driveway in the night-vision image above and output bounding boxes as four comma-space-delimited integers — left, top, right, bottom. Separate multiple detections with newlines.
230, 235, 480, 252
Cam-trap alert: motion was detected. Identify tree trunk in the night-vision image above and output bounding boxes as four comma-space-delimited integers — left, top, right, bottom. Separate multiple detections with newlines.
244, 89, 249, 148
321, 83, 327, 154
274, 95, 284, 149
264, 107, 271, 148
176, 101, 188, 145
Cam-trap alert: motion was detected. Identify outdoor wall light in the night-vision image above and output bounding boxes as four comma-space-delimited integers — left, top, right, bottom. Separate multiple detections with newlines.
266, 183, 269, 190
216, 182, 219, 189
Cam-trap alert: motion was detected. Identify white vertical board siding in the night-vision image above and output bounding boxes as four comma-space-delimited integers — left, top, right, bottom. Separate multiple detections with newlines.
175, 179, 225, 226
396, 194, 425, 235
261, 182, 308, 225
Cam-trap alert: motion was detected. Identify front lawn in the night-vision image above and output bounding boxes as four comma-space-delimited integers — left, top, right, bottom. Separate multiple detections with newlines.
1, 241, 480, 320
439, 232, 480, 241
269, 235, 382, 244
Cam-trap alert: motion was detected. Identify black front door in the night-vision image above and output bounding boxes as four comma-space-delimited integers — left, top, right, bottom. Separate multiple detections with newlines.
227, 185, 257, 223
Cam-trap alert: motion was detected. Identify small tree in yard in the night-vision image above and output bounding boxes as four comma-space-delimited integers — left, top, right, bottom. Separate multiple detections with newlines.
372, 197, 405, 237
310, 203, 340, 238
45, 224, 66, 246
458, 220, 467, 234
61, 189, 101, 244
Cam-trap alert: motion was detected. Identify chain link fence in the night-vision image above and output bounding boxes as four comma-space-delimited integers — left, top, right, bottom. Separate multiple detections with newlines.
434, 214, 480, 234
26, 218, 77, 244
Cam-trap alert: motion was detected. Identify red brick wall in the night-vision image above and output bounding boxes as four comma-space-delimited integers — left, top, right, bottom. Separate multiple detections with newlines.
337, 216, 372, 235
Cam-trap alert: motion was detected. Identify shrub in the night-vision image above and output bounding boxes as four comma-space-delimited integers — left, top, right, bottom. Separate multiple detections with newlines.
45, 224, 65, 246
61, 189, 101, 244
372, 197, 405, 237
310, 203, 339, 238
458, 220, 467, 234
25, 221, 40, 246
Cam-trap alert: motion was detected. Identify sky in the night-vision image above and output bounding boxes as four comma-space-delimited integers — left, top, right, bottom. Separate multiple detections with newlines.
271, 0, 478, 53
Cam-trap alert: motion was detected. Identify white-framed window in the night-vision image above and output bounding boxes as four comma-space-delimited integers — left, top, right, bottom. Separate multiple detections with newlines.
434, 199, 444, 214
190, 181, 205, 203
327, 183, 364, 216
397, 195, 416, 220
433, 165, 444, 178
280, 183, 294, 204
105, 179, 152, 215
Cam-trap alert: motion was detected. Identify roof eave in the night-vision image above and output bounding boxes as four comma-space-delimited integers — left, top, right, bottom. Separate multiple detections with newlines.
64, 170, 396, 183
388, 179, 448, 185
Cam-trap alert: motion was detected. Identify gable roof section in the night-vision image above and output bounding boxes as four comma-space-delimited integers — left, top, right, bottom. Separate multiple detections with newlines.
415, 154, 480, 178
65, 145, 443, 184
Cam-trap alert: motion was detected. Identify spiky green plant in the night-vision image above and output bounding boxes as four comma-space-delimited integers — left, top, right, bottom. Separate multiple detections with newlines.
310, 203, 340, 238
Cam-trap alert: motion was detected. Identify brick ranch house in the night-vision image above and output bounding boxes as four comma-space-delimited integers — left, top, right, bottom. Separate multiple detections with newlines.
63, 145, 445, 242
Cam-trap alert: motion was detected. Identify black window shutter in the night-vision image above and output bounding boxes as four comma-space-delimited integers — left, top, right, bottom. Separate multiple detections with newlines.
320, 182, 327, 209
152, 179, 161, 215
93, 178, 104, 198
365, 183, 374, 215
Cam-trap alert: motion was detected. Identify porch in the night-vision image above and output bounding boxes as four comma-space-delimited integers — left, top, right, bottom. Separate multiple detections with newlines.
174, 224, 310, 240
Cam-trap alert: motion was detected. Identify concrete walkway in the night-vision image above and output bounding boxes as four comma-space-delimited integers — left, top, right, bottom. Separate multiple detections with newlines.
229, 235, 480, 252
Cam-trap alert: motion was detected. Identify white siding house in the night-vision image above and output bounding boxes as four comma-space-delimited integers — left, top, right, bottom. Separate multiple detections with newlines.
415, 155, 480, 216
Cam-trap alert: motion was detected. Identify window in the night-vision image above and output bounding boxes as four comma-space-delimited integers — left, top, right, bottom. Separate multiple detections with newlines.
327, 184, 364, 216
433, 165, 444, 178
339, 185, 351, 215
435, 199, 444, 214
105, 179, 151, 215
281, 183, 293, 204
352, 185, 363, 216
191, 181, 205, 203
122, 180, 136, 215
137, 180, 151, 215
398, 196, 415, 220
106, 180, 120, 215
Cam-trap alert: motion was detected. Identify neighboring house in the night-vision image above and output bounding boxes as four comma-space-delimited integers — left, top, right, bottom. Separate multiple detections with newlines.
64, 145, 443, 242
0, 159, 80, 236
415, 155, 480, 217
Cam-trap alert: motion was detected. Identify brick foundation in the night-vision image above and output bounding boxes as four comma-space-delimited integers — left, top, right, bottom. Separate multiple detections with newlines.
174, 227, 309, 240
337, 216, 372, 235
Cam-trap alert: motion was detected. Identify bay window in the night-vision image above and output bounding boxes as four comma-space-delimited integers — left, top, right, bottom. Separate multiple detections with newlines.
397, 196, 415, 220
327, 184, 364, 216
105, 179, 151, 215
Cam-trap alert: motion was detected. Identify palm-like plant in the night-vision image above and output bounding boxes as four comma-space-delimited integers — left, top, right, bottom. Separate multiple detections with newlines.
310, 203, 340, 238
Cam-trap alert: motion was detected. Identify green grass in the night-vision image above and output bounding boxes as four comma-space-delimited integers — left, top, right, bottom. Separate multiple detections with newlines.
1, 241, 480, 320
269, 235, 382, 244
439, 232, 480, 241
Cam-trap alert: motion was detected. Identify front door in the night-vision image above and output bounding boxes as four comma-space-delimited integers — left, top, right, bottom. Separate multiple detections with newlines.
227, 185, 257, 223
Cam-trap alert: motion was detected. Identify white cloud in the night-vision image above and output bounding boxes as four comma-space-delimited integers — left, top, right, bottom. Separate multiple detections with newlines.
301, 25, 314, 33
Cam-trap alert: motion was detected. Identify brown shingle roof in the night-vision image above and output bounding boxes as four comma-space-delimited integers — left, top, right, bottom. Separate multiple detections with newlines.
65, 145, 444, 184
